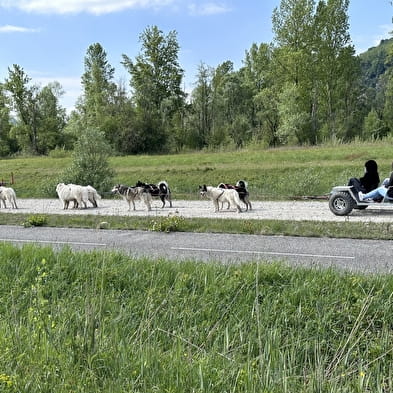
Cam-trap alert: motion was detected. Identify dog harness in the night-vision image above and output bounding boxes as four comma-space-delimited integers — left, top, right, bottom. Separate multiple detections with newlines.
215, 189, 225, 203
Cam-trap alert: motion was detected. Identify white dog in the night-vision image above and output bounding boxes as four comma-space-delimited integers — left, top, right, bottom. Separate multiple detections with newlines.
0, 186, 18, 209
84, 185, 101, 208
72, 185, 101, 208
56, 183, 88, 209
199, 185, 242, 213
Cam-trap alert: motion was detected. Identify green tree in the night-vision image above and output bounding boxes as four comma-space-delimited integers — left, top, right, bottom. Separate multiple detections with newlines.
277, 82, 311, 144
381, 43, 393, 134
363, 108, 385, 139
187, 63, 214, 149
122, 25, 185, 152
80, 43, 116, 124
313, 0, 360, 140
0, 83, 13, 156
61, 127, 114, 192
5, 64, 66, 154
37, 82, 67, 152
242, 43, 280, 145
210, 61, 253, 147
271, 0, 360, 143
271, 0, 317, 144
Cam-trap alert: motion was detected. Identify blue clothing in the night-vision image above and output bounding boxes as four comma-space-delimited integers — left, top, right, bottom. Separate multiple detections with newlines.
362, 186, 387, 200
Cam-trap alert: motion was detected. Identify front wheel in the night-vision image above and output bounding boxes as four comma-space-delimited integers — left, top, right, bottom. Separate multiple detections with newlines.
329, 192, 355, 216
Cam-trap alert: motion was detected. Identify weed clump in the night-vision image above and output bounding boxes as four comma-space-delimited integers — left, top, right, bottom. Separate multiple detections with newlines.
23, 214, 47, 227
149, 213, 185, 232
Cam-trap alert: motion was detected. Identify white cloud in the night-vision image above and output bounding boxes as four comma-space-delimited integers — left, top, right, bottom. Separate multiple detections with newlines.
0, 24, 39, 33
353, 24, 392, 54
188, 2, 231, 16
0, 0, 175, 14
372, 24, 392, 46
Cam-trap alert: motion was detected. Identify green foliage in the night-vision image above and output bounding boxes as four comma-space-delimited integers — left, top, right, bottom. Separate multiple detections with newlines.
23, 214, 47, 227
1, 24, 393, 154
60, 127, 114, 192
149, 213, 185, 232
363, 108, 385, 139
4, 65, 66, 155
122, 25, 185, 153
359, 37, 393, 89
1, 243, 393, 391
47, 146, 70, 159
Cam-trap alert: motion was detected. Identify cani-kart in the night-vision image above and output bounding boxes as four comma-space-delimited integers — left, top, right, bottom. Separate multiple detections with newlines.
329, 185, 393, 216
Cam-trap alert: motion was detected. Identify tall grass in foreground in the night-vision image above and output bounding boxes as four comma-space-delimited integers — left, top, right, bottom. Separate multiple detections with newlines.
1, 243, 393, 392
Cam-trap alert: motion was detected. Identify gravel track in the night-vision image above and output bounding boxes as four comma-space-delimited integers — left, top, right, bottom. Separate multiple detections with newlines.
2, 197, 393, 223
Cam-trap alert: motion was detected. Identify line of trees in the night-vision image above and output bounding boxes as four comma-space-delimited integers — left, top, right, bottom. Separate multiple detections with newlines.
0, 0, 392, 157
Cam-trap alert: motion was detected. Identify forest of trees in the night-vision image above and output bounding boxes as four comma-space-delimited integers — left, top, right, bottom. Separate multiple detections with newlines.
0, 0, 392, 157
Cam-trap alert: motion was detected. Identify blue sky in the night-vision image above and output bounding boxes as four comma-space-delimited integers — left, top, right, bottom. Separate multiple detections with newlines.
0, 0, 392, 113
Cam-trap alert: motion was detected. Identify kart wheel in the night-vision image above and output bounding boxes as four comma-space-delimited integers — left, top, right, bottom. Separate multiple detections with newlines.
329, 192, 355, 216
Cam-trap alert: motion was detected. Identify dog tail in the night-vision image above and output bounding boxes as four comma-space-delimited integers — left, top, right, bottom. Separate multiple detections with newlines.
236, 180, 248, 189
158, 180, 170, 194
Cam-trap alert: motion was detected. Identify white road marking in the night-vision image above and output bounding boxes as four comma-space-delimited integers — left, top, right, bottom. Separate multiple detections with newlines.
171, 247, 355, 260
0, 238, 107, 247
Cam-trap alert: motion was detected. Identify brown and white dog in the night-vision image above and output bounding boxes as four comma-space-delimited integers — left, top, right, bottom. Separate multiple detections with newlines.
135, 180, 172, 208
111, 184, 152, 211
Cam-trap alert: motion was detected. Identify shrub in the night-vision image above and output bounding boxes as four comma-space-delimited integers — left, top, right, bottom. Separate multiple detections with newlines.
24, 214, 47, 227
60, 127, 114, 193
149, 213, 185, 232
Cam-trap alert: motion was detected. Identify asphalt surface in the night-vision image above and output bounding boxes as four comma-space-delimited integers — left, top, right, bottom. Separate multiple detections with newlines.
1, 225, 393, 274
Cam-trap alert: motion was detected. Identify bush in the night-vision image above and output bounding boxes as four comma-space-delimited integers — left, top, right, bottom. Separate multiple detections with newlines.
60, 127, 114, 193
48, 146, 70, 159
23, 214, 47, 227
149, 213, 185, 232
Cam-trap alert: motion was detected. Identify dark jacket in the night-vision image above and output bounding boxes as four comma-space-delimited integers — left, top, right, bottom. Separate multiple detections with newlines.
359, 159, 380, 192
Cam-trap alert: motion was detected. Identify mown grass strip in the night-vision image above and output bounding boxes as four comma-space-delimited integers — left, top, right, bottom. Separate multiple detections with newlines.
1, 212, 392, 240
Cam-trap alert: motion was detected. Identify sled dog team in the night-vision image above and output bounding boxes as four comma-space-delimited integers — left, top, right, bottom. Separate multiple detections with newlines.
0, 179, 252, 213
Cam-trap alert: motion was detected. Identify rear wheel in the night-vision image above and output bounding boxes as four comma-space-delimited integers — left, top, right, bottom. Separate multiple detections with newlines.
329, 192, 355, 216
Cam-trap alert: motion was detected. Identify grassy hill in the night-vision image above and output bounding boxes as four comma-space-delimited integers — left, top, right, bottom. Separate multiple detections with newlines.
2, 140, 393, 199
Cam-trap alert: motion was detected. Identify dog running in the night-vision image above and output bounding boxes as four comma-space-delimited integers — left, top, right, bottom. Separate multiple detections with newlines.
111, 184, 152, 211
135, 180, 172, 208
217, 180, 252, 211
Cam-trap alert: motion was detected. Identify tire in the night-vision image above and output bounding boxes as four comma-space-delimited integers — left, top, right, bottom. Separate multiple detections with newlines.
329, 192, 355, 216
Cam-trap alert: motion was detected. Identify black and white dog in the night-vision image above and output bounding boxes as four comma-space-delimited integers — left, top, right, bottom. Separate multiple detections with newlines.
135, 180, 172, 208
111, 184, 152, 211
217, 180, 252, 211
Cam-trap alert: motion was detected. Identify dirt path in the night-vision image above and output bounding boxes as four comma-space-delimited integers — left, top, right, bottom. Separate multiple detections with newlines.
2, 198, 393, 223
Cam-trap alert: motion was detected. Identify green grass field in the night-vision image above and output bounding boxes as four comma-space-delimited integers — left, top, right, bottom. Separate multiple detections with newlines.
0, 243, 393, 393
2, 140, 393, 199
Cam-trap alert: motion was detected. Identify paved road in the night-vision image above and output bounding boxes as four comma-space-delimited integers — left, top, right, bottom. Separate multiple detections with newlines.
1, 225, 392, 274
